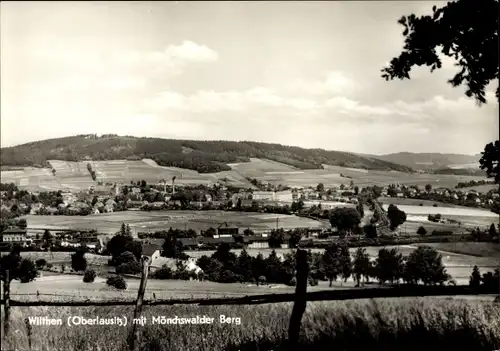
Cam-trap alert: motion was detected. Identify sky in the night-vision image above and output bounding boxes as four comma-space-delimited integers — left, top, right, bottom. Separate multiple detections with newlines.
1, 1, 498, 155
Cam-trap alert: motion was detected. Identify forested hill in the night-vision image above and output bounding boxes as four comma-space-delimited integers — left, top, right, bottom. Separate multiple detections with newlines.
0, 134, 414, 173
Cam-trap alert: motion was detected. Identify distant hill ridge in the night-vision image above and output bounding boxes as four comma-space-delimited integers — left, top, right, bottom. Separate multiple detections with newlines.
0, 134, 414, 174
364, 152, 482, 170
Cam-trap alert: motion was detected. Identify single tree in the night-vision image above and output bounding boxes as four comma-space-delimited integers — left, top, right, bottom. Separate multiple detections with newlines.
425, 184, 432, 193
469, 265, 481, 290
42, 229, 53, 249
71, 248, 88, 272
363, 224, 377, 239
322, 243, 340, 287
375, 248, 404, 285
489, 223, 498, 237
316, 183, 325, 193
353, 247, 370, 287
18, 259, 39, 283
288, 229, 303, 249
417, 226, 428, 236
268, 229, 284, 249
387, 204, 407, 230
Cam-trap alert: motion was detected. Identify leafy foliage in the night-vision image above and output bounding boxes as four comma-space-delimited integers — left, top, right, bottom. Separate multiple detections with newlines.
329, 207, 361, 233
71, 248, 88, 272
18, 258, 39, 283
387, 204, 407, 230
479, 140, 499, 184
469, 265, 481, 289
404, 246, 449, 285
83, 269, 97, 283
106, 275, 127, 290
1, 248, 39, 283
381, 0, 499, 104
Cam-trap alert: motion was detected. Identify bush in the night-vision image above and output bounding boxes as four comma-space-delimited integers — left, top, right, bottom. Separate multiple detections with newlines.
116, 260, 142, 275
151, 265, 173, 280
83, 269, 97, 283
308, 277, 319, 286
419, 203, 423, 206
288, 277, 297, 286
417, 226, 427, 236
258, 275, 267, 285
106, 275, 127, 290
18, 259, 39, 283
35, 258, 47, 269
433, 204, 438, 207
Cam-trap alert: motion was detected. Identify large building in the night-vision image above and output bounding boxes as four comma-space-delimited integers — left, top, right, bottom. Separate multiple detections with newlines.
252, 191, 275, 201
1, 228, 28, 244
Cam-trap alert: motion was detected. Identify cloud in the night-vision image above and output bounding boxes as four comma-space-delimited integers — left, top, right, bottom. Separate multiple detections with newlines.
146, 87, 320, 115
118, 41, 218, 74
285, 70, 358, 96
28, 41, 218, 94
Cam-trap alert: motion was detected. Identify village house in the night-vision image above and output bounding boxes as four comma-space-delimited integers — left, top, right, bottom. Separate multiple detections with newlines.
29, 203, 44, 215
252, 191, 275, 201
91, 208, 100, 215
1, 228, 28, 244
142, 244, 162, 264
61, 191, 77, 205
274, 190, 293, 202
244, 235, 269, 249
179, 238, 200, 250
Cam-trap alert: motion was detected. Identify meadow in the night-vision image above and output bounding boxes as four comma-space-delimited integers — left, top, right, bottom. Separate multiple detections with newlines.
380, 204, 497, 218
423, 242, 500, 259
21, 211, 328, 235
379, 196, 471, 208
6, 274, 308, 302
0, 158, 490, 191
2, 298, 499, 351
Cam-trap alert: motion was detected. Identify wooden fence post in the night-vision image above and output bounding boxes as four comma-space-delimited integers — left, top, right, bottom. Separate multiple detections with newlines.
127, 257, 150, 351
288, 249, 309, 350
25, 317, 32, 350
3, 270, 10, 337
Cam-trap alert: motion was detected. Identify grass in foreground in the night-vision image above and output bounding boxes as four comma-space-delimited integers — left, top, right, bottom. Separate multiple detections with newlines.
1, 298, 499, 351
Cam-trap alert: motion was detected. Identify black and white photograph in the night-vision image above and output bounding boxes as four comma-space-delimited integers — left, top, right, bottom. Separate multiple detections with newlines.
1, 1, 499, 350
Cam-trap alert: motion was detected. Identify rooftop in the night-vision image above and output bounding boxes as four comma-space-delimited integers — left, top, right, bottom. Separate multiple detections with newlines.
1, 228, 27, 235
142, 243, 161, 257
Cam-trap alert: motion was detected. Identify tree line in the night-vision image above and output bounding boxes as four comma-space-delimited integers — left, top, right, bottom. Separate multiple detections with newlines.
153, 243, 463, 288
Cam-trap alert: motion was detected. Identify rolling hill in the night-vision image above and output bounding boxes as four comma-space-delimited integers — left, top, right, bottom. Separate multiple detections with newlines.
0, 135, 414, 173
368, 152, 482, 170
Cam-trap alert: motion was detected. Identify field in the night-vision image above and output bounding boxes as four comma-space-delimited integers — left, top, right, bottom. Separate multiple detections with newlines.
381, 204, 497, 218
379, 196, 471, 208
423, 242, 500, 259
6, 274, 310, 302
0, 158, 491, 191
21, 211, 328, 234
2, 299, 499, 351
379, 200, 497, 229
